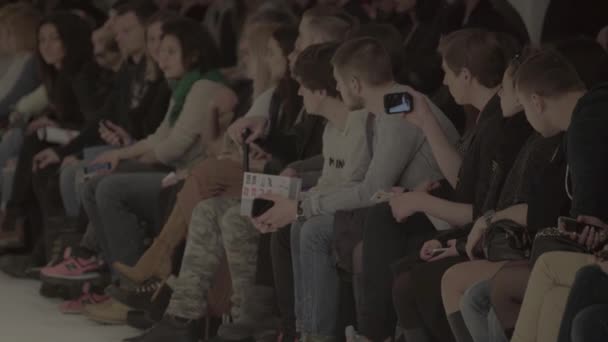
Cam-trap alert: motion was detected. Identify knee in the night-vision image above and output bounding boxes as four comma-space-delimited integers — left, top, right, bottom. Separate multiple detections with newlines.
460, 280, 490, 314
299, 219, 332, 252
442, 262, 465, 297
95, 176, 123, 205
571, 306, 605, 341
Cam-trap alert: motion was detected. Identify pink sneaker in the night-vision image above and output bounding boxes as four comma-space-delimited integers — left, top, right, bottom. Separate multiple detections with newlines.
60, 282, 109, 314
40, 247, 103, 282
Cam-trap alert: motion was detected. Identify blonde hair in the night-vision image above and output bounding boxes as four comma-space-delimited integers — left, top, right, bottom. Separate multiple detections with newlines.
241, 23, 282, 98
2, 3, 41, 53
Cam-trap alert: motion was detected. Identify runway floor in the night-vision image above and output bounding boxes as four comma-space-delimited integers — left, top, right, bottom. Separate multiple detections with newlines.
0, 272, 138, 342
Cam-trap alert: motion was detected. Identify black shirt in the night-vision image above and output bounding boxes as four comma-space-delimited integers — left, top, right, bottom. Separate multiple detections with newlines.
479, 112, 534, 213
453, 95, 504, 219
495, 133, 563, 211
55, 59, 170, 158
567, 83, 608, 222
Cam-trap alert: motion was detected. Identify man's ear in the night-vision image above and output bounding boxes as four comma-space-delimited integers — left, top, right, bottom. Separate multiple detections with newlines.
461, 67, 472, 83
350, 76, 362, 95
531, 93, 545, 114
317, 89, 328, 99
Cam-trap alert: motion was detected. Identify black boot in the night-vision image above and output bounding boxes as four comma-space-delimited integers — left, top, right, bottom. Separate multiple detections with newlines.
124, 315, 201, 342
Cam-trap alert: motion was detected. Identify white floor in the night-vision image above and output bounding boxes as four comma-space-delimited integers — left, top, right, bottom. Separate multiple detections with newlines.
0, 272, 139, 342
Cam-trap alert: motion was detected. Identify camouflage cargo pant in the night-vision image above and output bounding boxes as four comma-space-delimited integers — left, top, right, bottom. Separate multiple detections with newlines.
166, 197, 260, 320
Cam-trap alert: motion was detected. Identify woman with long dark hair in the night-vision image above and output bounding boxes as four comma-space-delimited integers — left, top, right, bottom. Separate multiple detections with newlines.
0, 12, 100, 250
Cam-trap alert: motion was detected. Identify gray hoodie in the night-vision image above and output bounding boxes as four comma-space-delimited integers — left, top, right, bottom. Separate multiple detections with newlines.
301, 96, 460, 218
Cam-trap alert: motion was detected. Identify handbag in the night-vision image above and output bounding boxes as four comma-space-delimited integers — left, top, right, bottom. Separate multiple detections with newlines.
481, 219, 532, 261
528, 226, 602, 265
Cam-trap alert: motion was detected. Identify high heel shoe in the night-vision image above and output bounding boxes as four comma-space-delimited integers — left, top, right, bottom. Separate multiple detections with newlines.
113, 238, 173, 284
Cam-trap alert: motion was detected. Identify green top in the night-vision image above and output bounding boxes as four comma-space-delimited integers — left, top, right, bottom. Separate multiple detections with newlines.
167, 69, 227, 127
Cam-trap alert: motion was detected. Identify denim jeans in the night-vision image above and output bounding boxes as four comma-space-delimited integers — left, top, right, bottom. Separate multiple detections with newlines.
81, 161, 168, 273
461, 280, 508, 342
59, 145, 113, 218
558, 265, 608, 342
290, 214, 339, 337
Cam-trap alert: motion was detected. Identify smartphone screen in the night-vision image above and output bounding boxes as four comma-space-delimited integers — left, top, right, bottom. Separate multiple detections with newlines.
251, 198, 275, 218
384, 92, 414, 114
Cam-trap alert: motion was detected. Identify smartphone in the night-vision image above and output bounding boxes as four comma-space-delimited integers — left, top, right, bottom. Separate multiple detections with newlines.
252, 198, 274, 218
558, 216, 604, 233
84, 163, 112, 175
431, 248, 449, 258
384, 92, 414, 115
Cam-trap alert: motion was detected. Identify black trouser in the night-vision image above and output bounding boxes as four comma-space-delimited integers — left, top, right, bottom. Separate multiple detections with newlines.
393, 256, 467, 342
359, 203, 436, 341
1, 135, 52, 250
558, 265, 608, 342
271, 226, 296, 336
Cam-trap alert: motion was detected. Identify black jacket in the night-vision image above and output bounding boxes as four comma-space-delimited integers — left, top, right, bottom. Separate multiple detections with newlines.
567, 83, 608, 222
55, 59, 170, 158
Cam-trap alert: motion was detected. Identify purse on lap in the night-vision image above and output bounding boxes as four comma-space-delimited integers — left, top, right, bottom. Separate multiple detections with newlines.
479, 219, 532, 262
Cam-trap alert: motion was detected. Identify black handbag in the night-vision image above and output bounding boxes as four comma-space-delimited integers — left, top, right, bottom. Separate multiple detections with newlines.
481, 219, 532, 261
529, 227, 590, 265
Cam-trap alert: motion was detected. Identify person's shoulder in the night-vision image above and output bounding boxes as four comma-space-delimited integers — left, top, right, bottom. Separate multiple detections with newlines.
573, 84, 608, 122
190, 78, 225, 94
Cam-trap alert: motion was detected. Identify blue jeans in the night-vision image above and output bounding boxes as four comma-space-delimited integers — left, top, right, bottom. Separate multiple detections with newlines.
558, 265, 608, 342
81, 161, 167, 276
290, 214, 339, 336
461, 280, 508, 342
59, 145, 113, 217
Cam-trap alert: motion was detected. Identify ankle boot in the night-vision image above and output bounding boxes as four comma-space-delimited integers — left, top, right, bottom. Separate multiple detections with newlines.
113, 205, 187, 284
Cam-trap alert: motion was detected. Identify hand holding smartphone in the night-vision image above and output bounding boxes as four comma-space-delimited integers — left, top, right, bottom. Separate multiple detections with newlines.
558, 216, 604, 233
83, 162, 112, 180
251, 198, 275, 218
430, 248, 449, 258
384, 92, 414, 115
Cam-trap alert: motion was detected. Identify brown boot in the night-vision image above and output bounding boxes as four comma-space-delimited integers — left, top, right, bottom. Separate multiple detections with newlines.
113, 205, 188, 284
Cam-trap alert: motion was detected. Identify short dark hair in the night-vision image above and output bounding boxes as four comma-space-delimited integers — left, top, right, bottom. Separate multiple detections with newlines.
332, 37, 394, 86
115, 0, 159, 24
161, 18, 220, 73
294, 43, 340, 98
438, 28, 520, 88
515, 48, 586, 98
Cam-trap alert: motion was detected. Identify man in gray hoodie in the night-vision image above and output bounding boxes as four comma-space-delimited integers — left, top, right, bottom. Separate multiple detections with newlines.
253, 38, 459, 341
